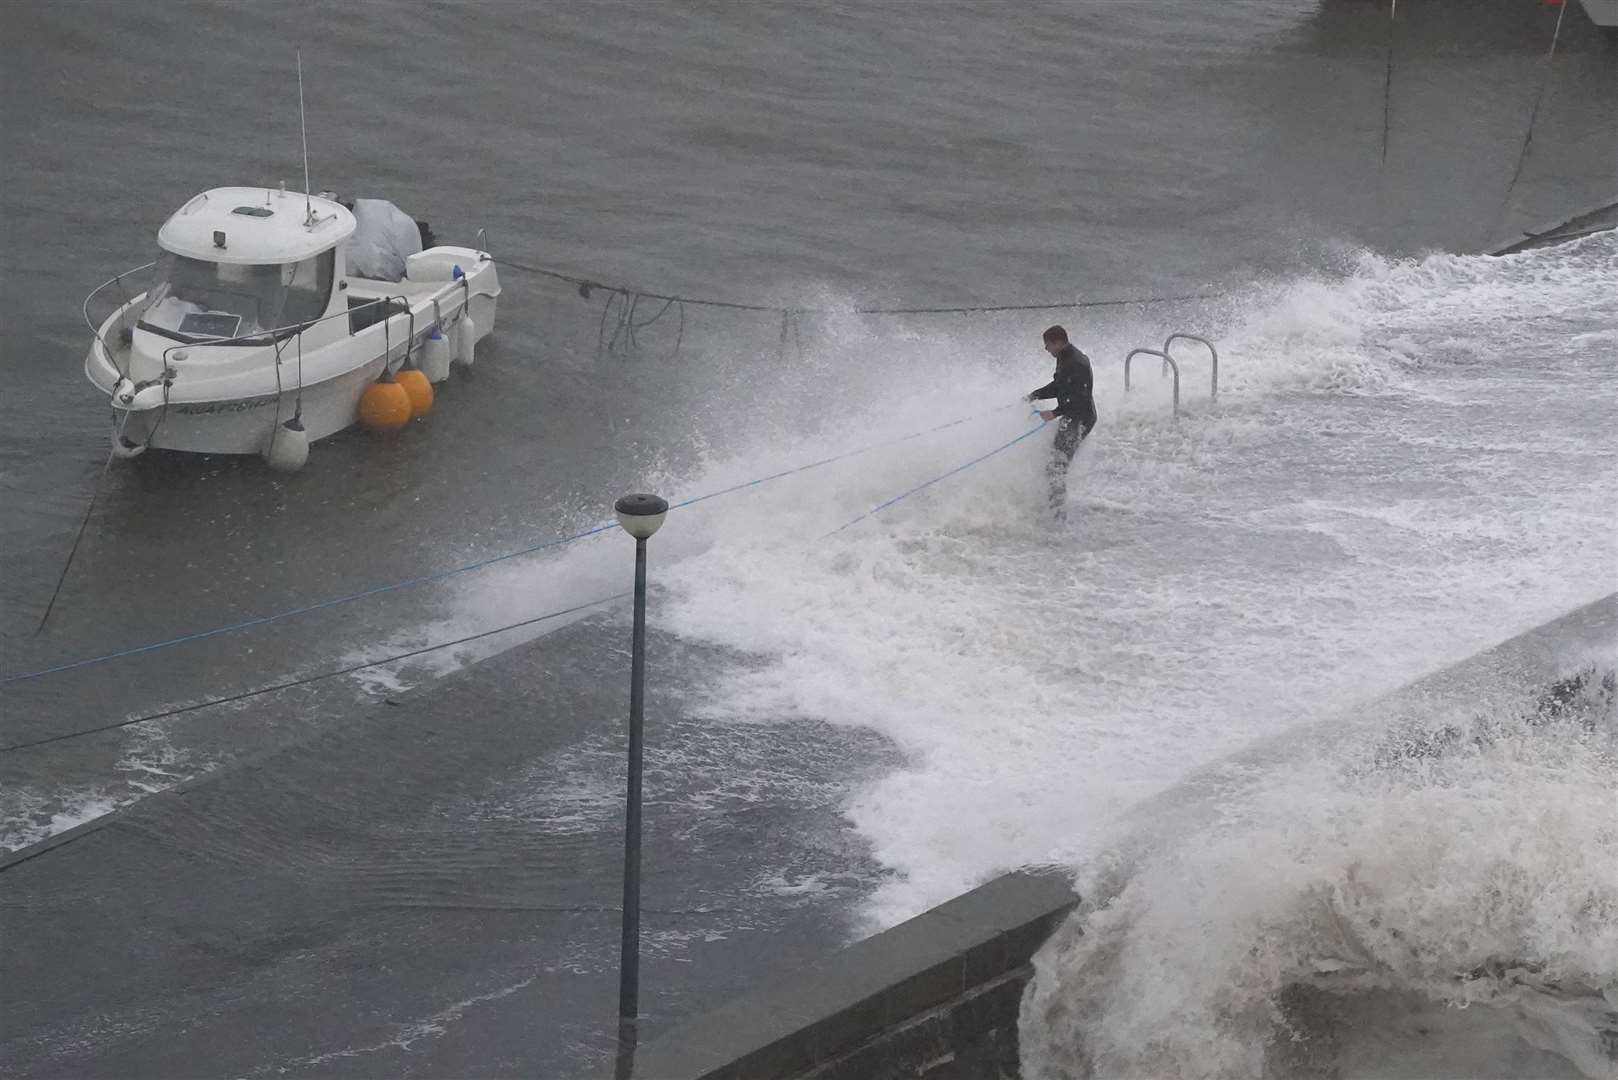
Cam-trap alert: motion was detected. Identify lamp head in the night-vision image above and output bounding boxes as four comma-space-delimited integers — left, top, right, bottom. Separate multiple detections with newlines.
615, 493, 669, 540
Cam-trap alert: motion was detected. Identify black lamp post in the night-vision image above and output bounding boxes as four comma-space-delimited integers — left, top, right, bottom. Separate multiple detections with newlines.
613, 492, 668, 1030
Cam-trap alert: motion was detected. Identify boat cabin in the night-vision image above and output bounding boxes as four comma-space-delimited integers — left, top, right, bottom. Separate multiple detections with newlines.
137, 186, 355, 345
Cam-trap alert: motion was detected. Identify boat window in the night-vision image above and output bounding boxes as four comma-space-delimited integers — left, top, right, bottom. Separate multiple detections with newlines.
281, 251, 335, 326
347, 295, 410, 335
136, 250, 335, 343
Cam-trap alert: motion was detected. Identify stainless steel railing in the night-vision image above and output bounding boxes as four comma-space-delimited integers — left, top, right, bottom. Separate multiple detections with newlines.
1125, 347, 1181, 417
1124, 333, 1219, 419
86, 261, 478, 381
155, 293, 429, 375
1164, 333, 1218, 401
82, 262, 157, 376
104, 293, 441, 412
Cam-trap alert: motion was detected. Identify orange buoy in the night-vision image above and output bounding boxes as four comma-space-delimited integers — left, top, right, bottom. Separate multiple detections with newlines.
396, 369, 434, 417
359, 376, 412, 431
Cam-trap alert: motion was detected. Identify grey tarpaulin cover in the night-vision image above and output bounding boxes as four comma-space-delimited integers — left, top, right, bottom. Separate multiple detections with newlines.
342, 199, 422, 282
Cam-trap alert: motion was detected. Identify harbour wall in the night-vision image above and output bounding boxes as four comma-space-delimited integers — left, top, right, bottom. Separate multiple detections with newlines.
619, 868, 1078, 1080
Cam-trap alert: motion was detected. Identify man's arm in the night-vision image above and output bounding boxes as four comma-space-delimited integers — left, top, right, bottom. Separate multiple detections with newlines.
1026, 380, 1057, 401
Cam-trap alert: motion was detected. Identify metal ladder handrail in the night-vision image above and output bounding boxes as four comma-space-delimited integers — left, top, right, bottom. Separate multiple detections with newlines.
1124, 347, 1181, 417
1164, 333, 1217, 400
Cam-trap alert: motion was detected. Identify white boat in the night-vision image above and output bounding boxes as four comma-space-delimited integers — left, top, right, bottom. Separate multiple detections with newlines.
1579, 0, 1618, 30
83, 186, 501, 470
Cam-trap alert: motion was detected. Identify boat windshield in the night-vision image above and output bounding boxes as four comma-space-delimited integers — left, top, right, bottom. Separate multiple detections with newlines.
136, 250, 334, 342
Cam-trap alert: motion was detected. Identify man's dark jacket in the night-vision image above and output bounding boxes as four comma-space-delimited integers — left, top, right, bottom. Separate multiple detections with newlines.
1030, 344, 1096, 426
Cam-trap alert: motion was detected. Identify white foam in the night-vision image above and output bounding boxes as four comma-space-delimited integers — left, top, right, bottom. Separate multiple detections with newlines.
592, 236, 1613, 1076
260, 974, 540, 1073
0, 723, 220, 855
0, 787, 122, 853
1021, 677, 1618, 1079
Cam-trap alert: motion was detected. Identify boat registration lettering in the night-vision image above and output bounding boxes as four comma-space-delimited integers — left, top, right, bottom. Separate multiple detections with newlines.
175, 399, 273, 415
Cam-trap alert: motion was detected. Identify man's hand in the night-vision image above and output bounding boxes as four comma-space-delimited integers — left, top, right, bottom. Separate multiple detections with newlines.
1025, 391, 1038, 402
1039, 410, 1057, 421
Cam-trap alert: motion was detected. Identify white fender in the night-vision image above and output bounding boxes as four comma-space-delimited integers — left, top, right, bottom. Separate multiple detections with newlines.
110, 424, 146, 460
455, 314, 477, 368
421, 327, 452, 383
263, 416, 309, 473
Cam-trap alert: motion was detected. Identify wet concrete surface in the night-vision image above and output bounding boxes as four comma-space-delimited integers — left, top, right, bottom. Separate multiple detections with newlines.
2, 611, 899, 1079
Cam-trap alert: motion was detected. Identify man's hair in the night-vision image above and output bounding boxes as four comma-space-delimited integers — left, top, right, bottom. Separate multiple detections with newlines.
1042, 325, 1068, 344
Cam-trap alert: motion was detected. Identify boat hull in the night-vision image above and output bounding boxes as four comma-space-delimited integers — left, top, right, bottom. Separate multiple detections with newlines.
87, 246, 500, 461
1581, 0, 1618, 29
111, 354, 391, 455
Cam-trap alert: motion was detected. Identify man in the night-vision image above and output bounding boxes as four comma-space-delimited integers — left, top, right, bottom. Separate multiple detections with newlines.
1026, 325, 1097, 522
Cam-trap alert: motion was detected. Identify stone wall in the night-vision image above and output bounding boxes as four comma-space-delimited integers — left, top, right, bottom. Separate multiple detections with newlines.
622, 869, 1078, 1080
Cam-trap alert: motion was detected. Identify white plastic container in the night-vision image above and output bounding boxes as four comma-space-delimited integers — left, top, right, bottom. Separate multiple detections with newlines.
405, 246, 484, 283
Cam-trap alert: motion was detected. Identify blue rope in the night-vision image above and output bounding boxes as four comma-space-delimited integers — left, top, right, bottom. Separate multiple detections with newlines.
2, 408, 1052, 753
824, 417, 1049, 537
2, 403, 1022, 685
666, 405, 1015, 514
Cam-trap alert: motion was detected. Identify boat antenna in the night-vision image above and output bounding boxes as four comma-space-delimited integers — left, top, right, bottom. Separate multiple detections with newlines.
297, 51, 312, 224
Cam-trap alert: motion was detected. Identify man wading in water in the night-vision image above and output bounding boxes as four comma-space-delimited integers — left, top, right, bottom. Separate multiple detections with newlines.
1026, 325, 1096, 523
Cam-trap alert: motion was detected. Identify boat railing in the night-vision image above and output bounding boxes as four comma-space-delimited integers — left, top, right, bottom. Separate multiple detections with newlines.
83, 261, 158, 367
84, 262, 394, 377
151, 284, 472, 378
92, 263, 473, 400
152, 296, 393, 367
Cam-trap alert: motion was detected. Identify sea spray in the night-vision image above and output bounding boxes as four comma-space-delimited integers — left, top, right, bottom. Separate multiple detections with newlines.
1020, 666, 1618, 1079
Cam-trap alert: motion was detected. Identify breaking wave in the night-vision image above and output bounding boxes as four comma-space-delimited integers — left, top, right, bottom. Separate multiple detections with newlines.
1022, 662, 1618, 1080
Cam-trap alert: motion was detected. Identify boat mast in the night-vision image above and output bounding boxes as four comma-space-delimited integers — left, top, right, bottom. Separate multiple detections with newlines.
297, 51, 313, 225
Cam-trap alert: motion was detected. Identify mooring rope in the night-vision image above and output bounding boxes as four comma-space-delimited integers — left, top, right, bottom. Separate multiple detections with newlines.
0, 592, 627, 754
500, 256, 1221, 361
2, 406, 1056, 752
825, 416, 1050, 538
1, 403, 1029, 686
498, 257, 1216, 317
33, 414, 130, 635
504, 258, 1221, 318
1490, 0, 1569, 238
1380, 0, 1397, 165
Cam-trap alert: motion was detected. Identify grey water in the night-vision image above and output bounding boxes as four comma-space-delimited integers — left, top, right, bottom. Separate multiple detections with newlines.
2, 2, 1615, 1077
